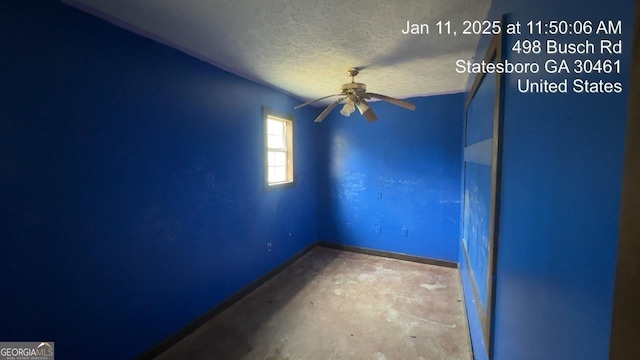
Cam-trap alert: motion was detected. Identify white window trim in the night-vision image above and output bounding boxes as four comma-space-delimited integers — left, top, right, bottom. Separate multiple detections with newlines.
264, 108, 294, 188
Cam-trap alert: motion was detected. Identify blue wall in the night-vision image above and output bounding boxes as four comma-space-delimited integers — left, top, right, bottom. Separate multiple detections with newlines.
0, 2, 318, 358
461, 1, 635, 359
317, 94, 464, 262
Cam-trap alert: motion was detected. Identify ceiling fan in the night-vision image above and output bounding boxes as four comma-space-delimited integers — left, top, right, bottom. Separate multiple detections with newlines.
294, 68, 416, 123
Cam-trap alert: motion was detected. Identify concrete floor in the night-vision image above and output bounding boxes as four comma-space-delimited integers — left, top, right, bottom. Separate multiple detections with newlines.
156, 247, 472, 360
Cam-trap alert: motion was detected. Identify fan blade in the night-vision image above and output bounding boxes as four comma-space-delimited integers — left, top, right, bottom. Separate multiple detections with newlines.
356, 99, 378, 122
315, 97, 345, 122
366, 93, 416, 111
294, 94, 343, 109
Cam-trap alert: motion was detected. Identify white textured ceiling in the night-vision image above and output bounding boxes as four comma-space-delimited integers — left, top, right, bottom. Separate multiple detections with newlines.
63, 0, 490, 105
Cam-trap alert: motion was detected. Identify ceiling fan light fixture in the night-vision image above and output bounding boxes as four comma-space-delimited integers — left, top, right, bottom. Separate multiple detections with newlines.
294, 68, 415, 123
340, 97, 356, 116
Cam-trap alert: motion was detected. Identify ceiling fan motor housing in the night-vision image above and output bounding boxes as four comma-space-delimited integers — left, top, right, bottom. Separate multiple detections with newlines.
340, 82, 367, 99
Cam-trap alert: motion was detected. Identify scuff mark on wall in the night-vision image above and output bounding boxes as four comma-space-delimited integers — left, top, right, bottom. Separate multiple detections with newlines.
334, 171, 367, 201
377, 175, 422, 193
439, 199, 461, 204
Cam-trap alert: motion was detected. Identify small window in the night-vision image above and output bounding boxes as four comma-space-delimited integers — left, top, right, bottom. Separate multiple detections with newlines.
265, 109, 294, 186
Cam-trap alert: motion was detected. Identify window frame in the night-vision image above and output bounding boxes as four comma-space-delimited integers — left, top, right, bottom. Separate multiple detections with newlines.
264, 107, 295, 188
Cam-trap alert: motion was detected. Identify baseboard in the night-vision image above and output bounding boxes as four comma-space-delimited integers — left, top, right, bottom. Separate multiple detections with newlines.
317, 242, 458, 269
136, 242, 316, 359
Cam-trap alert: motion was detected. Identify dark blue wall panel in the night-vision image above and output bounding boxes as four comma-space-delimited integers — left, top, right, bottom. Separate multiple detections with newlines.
461, 70, 497, 312
465, 72, 496, 147
317, 94, 463, 262
462, 1, 635, 359
0, 2, 317, 358
462, 162, 492, 308
459, 243, 490, 360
